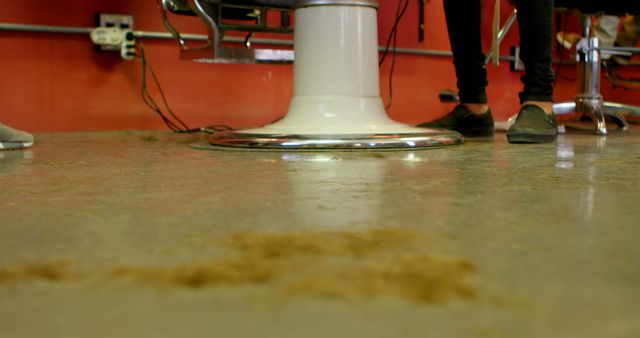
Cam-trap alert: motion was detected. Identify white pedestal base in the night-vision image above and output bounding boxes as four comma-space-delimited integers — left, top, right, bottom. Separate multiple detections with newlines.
204, 2, 463, 151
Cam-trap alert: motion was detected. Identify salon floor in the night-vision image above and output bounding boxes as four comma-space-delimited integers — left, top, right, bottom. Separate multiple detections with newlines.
1, 124, 639, 338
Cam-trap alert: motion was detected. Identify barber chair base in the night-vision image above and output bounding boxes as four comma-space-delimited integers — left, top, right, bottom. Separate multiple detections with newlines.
190, 2, 463, 151
205, 129, 462, 151
603, 102, 640, 119
554, 100, 631, 135
552, 20, 640, 135
204, 96, 463, 150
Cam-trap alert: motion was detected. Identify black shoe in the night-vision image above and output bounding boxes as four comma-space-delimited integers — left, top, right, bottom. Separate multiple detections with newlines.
506, 104, 558, 144
416, 104, 494, 136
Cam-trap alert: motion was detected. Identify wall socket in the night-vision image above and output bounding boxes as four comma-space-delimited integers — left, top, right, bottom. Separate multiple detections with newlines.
96, 13, 134, 51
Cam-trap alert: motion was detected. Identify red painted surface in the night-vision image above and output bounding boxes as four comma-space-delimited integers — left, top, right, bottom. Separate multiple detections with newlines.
0, 0, 638, 132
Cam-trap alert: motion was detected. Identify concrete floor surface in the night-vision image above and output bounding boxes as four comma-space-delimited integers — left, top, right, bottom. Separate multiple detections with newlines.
1, 127, 639, 338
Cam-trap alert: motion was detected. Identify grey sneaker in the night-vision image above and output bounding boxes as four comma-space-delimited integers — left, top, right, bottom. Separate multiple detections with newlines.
506, 105, 558, 144
416, 104, 494, 136
0, 123, 34, 150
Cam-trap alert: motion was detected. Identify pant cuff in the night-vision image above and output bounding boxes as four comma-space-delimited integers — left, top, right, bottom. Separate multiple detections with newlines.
519, 92, 553, 104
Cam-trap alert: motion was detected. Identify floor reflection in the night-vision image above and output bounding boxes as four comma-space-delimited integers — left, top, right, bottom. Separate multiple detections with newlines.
0, 150, 33, 175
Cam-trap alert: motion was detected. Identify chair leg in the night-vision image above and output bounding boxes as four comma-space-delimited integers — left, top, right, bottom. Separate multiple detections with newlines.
553, 101, 576, 115
554, 101, 630, 134
569, 17, 611, 135
555, 16, 634, 135
578, 97, 608, 135
603, 102, 632, 131
603, 102, 640, 117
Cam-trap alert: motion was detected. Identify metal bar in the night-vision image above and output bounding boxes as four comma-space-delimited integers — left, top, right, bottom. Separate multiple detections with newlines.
0, 21, 516, 60
498, 11, 518, 45
0, 22, 92, 35
134, 30, 207, 41
485, 9, 518, 64
390, 46, 514, 61
599, 46, 640, 55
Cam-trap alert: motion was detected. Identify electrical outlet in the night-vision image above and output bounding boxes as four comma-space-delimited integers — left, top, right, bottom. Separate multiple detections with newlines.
90, 27, 136, 60
121, 30, 137, 60
96, 13, 134, 51
90, 27, 123, 46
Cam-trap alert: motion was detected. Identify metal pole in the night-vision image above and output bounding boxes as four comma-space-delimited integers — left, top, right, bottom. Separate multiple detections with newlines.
0, 21, 515, 60
0, 22, 92, 35
0, 23, 513, 61
485, 9, 518, 64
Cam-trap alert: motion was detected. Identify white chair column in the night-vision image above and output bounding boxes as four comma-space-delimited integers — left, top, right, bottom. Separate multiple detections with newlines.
208, 0, 463, 150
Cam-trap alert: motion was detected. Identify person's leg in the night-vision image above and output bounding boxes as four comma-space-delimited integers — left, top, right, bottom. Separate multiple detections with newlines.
417, 0, 494, 136
443, 0, 488, 109
513, 0, 554, 109
507, 0, 557, 143
0, 123, 34, 150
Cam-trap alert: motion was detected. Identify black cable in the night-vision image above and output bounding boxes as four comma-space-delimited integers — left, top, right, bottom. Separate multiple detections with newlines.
136, 42, 233, 134
380, 0, 410, 110
138, 43, 191, 132
554, 12, 576, 85
379, 0, 409, 66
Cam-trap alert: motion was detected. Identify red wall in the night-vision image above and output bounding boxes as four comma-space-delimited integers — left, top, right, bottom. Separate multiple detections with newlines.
0, 0, 638, 133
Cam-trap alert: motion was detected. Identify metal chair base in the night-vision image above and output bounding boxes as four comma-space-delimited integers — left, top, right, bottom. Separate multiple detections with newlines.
554, 100, 632, 135
554, 14, 640, 135
202, 129, 464, 151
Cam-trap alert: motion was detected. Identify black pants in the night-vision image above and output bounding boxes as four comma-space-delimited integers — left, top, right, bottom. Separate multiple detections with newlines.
443, 0, 555, 104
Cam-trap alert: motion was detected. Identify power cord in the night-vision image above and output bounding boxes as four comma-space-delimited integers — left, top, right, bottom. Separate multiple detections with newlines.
554, 12, 577, 84
379, 0, 411, 110
136, 42, 233, 134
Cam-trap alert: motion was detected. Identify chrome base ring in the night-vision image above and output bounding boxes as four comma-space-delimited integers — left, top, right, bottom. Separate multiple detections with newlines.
196, 130, 464, 151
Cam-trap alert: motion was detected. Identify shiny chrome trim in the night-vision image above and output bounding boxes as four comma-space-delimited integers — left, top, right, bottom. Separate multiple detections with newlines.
576, 95, 607, 135
161, 0, 189, 49
254, 49, 294, 63
552, 14, 638, 135
603, 102, 640, 118
188, 0, 221, 49
484, 9, 517, 65
200, 130, 463, 151
295, 0, 378, 9
188, 48, 293, 64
